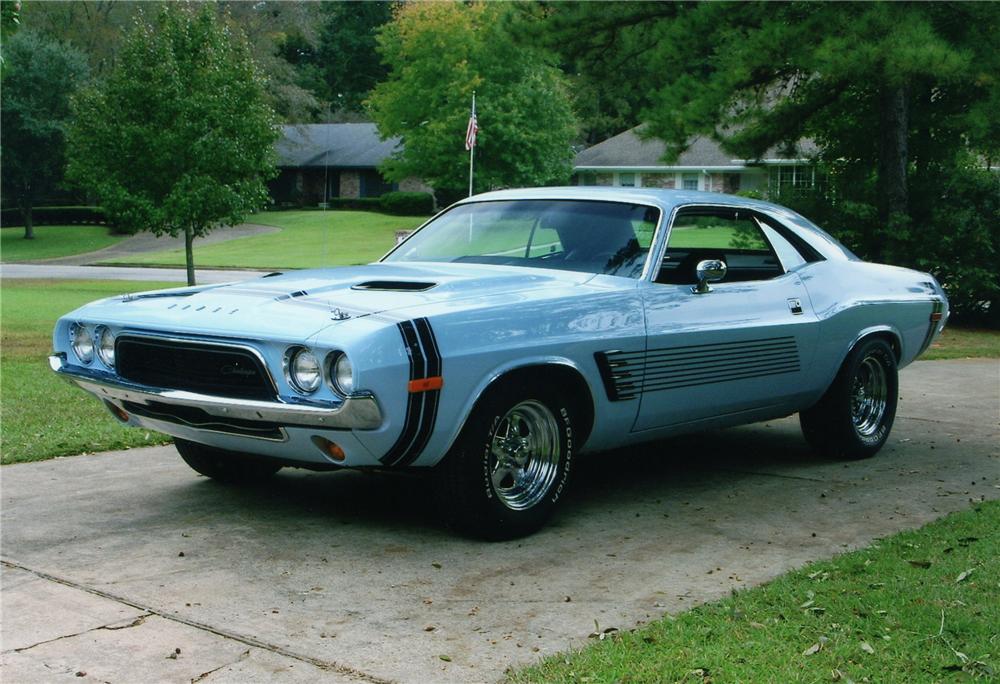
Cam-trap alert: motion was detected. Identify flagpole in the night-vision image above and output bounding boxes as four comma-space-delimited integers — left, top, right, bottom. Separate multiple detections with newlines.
468, 91, 476, 197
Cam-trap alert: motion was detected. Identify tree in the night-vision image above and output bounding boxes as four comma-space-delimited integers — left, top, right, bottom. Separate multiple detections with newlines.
369, 2, 577, 196
219, 0, 327, 122
1, 0, 22, 72
315, 1, 392, 114
511, 2, 676, 145
67, 3, 278, 286
1, 30, 90, 239
22, 0, 138, 76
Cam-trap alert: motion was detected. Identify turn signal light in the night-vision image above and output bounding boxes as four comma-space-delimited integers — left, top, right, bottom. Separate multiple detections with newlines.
105, 401, 130, 423
408, 376, 444, 393
311, 436, 346, 462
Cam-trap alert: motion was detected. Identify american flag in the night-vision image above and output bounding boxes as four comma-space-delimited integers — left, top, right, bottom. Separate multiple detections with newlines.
464, 98, 478, 151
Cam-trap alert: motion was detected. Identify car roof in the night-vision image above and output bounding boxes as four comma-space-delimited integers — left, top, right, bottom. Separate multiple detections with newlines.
458, 186, 787, 215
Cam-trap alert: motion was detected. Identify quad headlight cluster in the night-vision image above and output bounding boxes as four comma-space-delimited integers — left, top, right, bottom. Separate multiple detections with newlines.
283, 346, 355, 396
70, 322, 116, 369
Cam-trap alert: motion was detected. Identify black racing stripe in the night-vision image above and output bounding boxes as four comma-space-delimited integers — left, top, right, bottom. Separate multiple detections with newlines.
396, 389, 440, 468
399, 320, 425, 380
414, 318, 441, 377
394, 318, 442, 467
380, 321, 423, 466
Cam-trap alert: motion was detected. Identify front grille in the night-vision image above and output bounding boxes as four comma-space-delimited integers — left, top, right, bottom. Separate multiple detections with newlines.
116, 336, 275, 400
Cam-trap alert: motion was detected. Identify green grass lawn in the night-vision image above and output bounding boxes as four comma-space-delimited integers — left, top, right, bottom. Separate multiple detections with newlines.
103, 210, 427, 269
1, 225, 125, 262
510, 501, 999, 683
1, 279, 174, 464
924, 326, 1000, 360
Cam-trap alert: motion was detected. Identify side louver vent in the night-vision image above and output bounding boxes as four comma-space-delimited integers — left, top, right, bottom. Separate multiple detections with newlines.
596, 336, 801, 401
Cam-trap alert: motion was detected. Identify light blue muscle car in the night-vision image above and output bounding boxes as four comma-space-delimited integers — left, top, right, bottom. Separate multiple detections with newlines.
51, 188, 949, 539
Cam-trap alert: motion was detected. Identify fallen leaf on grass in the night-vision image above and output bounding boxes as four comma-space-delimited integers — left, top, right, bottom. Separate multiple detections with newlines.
802, 643, 822, 656
906, 559, 932, 569
860, 641, 875, 655
588, 620, 620, 640
956, 569, 974, 583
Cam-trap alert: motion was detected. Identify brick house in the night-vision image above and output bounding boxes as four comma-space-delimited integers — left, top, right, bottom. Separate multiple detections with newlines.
573, 126, 820, 199
269, 123, 431, 206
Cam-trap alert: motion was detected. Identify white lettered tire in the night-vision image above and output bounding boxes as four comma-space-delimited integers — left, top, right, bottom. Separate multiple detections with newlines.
435, 381, 574, 540
800, 338, 899, 460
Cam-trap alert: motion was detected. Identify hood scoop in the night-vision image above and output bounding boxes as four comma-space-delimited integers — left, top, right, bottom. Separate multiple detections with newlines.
351, 280, 437, 292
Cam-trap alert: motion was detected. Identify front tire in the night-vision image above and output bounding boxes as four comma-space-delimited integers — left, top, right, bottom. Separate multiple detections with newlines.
800, 338, 898, 460
175, 438, 282, 483
435, 382, 575, 540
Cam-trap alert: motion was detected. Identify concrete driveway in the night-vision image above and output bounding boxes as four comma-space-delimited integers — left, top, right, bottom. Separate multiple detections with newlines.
2, 359, 998, 683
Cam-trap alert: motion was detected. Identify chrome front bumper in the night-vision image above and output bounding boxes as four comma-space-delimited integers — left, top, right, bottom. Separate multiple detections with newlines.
49, 353, 383, 430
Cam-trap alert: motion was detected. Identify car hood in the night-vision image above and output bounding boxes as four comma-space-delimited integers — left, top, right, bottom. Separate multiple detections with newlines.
72, 262, 598, 341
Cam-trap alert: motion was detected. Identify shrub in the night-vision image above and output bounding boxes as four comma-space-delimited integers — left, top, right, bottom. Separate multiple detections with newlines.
380, 191, 435, 215
779, 166, 1000, 327
0, 206, 109, 227
328, 198, 384, 211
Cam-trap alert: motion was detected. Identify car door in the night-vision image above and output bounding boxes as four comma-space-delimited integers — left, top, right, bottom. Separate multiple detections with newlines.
629, 207, 820, 431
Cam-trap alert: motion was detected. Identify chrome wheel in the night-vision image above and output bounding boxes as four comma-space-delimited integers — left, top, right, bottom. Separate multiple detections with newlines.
850, 355, 888, 437
489, 400, 561, 511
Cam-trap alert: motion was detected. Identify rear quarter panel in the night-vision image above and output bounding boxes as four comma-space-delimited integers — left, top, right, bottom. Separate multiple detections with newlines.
798, 260, 942, 396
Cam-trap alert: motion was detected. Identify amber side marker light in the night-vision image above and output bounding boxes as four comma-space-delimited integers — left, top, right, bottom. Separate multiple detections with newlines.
930, 312, 943, 322
408, 376, 444, 393
105, 401, 130, 423
311, 436, 346, 461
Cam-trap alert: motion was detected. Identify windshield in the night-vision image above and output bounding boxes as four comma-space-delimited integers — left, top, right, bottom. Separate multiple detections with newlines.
382, 200, 660, 278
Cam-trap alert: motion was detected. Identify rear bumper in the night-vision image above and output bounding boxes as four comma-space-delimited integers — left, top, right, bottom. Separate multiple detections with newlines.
49, 353, 383, 431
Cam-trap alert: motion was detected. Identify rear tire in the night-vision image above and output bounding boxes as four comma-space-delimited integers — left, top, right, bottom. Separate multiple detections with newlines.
434, 381, 575, 540
800, 338, 898, 460
175, 438, 282, 483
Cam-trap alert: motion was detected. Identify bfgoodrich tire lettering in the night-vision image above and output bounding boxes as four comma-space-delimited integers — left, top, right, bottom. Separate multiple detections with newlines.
175, 438, 282, 483
435, 382, 574, 540
799, 338, 898, 460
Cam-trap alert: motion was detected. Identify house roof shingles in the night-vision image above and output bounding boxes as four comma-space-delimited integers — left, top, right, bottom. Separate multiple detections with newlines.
277, 123, 399, 168
574, 126, 817, 170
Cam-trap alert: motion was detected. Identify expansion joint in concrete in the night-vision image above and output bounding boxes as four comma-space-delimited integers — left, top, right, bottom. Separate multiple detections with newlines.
1, 559, 394, 684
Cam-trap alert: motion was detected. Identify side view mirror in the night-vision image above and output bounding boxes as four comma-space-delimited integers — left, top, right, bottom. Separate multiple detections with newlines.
692, 259, 727, 294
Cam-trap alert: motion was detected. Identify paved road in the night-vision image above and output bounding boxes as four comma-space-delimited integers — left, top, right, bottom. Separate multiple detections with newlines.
1, 263, 271, 284
2, 360, 998, 683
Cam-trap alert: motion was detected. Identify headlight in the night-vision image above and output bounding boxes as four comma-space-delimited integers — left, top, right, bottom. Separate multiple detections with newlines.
70, 322, 94, 364
328, 352, 355, 395
96, 326, 116, 368
285, 347, 321, 394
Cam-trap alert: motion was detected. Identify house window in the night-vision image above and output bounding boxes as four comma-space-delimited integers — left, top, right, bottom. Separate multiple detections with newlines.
618, 172, 636, 187
769, 165, 819, 196
578, 173, 597, 186
682, 173, 699, 191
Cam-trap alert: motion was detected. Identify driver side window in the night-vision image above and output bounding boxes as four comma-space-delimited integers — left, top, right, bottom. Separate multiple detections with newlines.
656, 209, 783, 285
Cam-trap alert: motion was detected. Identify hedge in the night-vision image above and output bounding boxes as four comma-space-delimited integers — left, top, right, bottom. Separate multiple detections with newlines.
380, 191, 435, 215
1, 206, 108, 227
325, 197, 384, 211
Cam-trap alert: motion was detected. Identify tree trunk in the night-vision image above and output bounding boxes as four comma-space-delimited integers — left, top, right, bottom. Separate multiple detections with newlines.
22, 205, 35, 240
876, 83, 909, 259
20, 193, 35, 239
184, 225, 196, 286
